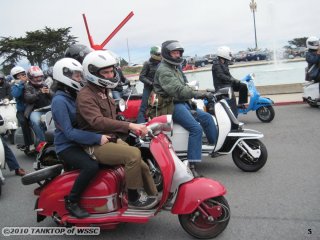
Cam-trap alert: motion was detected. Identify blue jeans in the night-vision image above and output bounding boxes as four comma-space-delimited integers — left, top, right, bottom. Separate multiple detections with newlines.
2, 137, 20, 170
112, 91, 122, 100
172, 103, 217, 162
29, 111, 46, 142
137, 87, 152, 123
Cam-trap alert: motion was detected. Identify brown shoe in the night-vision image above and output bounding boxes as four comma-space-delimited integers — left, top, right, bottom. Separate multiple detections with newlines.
15, 168, 26, 176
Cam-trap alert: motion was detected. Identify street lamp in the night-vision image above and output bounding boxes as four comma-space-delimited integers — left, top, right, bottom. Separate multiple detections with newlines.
249, 0, 258, 50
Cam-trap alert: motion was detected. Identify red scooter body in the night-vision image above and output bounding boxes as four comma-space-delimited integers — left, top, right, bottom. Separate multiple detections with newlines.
29, 115, 229, 237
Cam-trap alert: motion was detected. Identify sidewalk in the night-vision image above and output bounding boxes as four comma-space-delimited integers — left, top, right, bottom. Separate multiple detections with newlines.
262, 92, 303, 106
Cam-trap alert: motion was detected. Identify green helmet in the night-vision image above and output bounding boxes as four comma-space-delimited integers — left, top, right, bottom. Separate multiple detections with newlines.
150, 46, 161, 61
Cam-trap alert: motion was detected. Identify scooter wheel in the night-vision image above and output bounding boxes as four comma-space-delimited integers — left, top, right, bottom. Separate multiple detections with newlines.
256, 106, 275, 122
232, 139, 267, 172
21, 164, 63, 185
178, 196, 230, 239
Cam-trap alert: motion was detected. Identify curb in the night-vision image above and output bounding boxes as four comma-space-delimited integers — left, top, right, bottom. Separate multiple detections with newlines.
274, 100, 304, 106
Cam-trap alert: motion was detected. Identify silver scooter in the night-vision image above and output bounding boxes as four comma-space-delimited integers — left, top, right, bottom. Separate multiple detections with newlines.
302, 81, 320, 107
0, 99, 18, 144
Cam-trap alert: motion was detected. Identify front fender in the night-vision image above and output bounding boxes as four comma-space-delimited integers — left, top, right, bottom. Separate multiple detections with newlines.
256, 97, 274, 105
171, 178, 226, 214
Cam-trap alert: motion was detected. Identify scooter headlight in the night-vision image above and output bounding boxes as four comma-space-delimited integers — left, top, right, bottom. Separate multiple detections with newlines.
115, 98, 126, 112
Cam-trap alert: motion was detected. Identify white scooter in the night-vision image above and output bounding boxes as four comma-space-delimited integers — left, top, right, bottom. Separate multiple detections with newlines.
0, 99, 18, 144
0, 115, 6, 196
169, 88, 268, 172
302, 81, 320, 107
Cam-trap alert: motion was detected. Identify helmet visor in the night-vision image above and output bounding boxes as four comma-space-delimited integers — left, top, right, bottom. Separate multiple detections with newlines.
166, 42, 184, 52
309, 40, 319, 47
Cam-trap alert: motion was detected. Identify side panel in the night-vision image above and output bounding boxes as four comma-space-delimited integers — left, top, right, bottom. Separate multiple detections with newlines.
38, 167, 124, 216
171, 178, 226, 214
169, 124, 189, 152
215, 103, 231, 151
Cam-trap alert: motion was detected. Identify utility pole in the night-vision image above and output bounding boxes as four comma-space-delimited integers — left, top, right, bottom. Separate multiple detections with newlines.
249, 0, 258, 50
126, 38, 131, 65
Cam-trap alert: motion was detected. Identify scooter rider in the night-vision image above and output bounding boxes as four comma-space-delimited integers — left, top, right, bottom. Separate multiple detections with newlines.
24, 66, 53, 142
10, 67, 34, 153
305, 36, 320, 100
151, 40, 218, 177
64, 43, 93, 64
212, 46, 248, 116
1, 136, 26, 176
136, 46, 162, 123
51, 58, 107, 219
77, 50, 159, 209
0, 72, 13, 100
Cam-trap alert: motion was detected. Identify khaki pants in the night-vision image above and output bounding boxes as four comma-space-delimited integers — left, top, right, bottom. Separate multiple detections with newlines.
91, 139, 157, 196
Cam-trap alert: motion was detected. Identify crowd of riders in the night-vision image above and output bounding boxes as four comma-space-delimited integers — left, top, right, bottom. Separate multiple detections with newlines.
1, 35, 318, 218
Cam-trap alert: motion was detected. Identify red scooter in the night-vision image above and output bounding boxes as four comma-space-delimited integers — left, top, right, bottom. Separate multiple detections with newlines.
22, 115, 230, 239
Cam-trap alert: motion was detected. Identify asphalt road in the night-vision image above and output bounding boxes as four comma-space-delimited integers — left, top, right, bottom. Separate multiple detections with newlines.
0, 104, 319, 240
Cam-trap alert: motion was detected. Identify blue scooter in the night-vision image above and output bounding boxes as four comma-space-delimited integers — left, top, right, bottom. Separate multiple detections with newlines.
238, 74, 275, 123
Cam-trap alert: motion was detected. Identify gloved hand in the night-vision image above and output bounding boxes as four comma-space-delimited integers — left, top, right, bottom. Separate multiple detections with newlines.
204, 92, 214, 100
194, 90, 214, 99
193, 90, 208, 99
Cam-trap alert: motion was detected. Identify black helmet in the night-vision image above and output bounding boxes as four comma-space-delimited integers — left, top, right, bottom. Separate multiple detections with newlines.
64, 44, 93, 64
161, 40, 184, 65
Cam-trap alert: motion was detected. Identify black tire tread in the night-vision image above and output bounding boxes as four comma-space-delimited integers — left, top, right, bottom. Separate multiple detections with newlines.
21, 164, 63, 185
232, 139, 267, 172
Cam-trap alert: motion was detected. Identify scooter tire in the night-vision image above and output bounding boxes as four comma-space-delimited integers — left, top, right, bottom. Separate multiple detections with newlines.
256, 106, 275, 122
232, 139, 267, 172
21, 164, 63, 185
178, 196, 230, 239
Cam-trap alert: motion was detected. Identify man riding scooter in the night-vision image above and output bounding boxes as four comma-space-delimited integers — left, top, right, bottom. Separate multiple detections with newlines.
305, 36, 320, 103
212, 46, 248, 117
24, 66, 53, 143
150, 40, 218, 177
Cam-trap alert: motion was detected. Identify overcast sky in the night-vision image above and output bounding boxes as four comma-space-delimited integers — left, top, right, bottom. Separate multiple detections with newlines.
1, 0, 319, 64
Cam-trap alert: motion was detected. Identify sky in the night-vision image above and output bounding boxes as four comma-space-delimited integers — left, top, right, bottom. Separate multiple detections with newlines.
1, 0, 319, 65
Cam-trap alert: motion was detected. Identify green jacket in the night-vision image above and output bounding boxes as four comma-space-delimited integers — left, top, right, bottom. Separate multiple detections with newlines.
153, 61, 196, 101
147, 61, 196, 118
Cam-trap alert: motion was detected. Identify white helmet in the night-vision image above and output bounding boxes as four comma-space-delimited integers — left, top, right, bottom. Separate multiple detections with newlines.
217, 46, 232, 61
306, 36, 319, 50
53, 58, 85, 91
10, 66, 26, 79
82, 50, 119, 89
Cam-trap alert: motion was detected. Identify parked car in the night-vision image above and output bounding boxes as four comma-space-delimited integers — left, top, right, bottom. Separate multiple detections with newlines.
246, 51, 268, 61
233, 52, 248, 62
203, 54, 216, 64
194, 57, 208, 67
182, 56, 208, 68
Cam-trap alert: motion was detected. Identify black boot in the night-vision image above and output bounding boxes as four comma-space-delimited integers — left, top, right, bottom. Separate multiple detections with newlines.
64, 196, 90, 219
189, 164, 201, 178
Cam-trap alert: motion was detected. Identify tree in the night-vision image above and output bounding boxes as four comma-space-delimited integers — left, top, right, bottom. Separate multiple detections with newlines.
120, 57, 128, 67
287, 37, 308, 48
0, 27, 77, 72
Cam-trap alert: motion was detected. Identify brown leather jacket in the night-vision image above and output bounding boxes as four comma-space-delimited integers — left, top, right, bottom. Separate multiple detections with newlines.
76, 83, 130, 136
